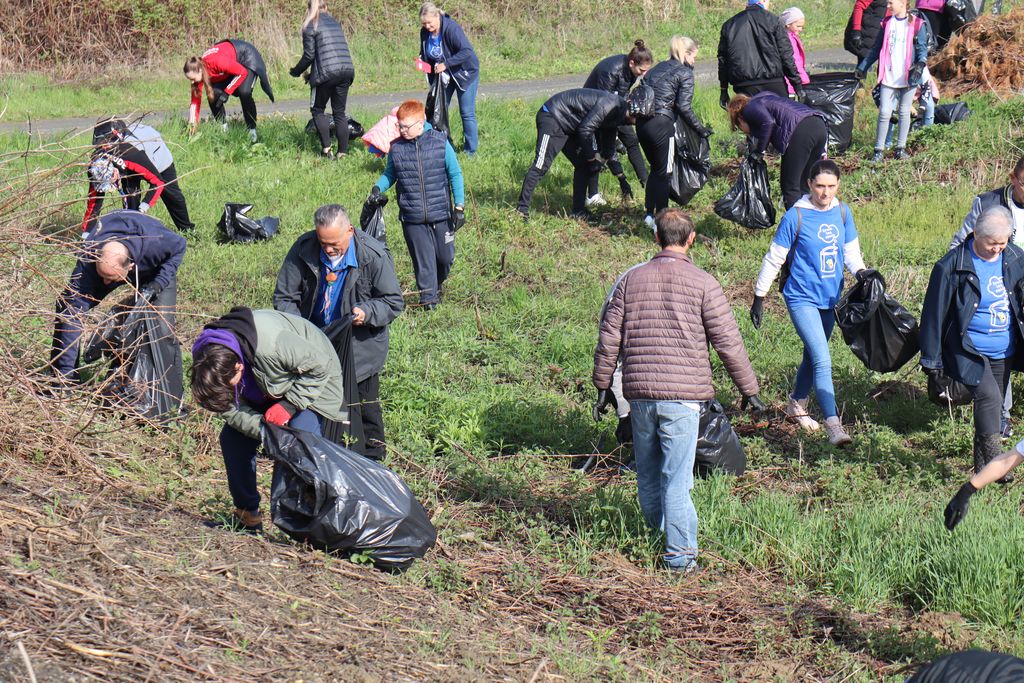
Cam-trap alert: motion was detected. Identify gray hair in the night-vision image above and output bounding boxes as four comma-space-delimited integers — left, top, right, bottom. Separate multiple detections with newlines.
313, 204, 351, 230
975, 206, 1014, 240
419, 2, 442, 19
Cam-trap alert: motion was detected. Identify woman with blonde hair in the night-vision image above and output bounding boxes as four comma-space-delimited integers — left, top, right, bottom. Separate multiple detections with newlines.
634, 36, 712, 227
419, 2, 480, 154
289, 0, 355, 158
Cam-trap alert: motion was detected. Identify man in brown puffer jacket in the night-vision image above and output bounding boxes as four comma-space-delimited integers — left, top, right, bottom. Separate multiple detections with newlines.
593, 208, 764, 573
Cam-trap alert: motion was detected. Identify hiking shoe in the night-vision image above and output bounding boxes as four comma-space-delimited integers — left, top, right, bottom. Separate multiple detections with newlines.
248, 128, 258, 144
515, 209, 529, 223
231, 508, 263, 533
585, 193, 608, 208
824, 417, 852, 446
784, 397, 820, 432
894, 147, 907, 160
569, 209, 597, 223
320, 148, 335, 159
871, 150, 884, 162
221, 122, 229, 133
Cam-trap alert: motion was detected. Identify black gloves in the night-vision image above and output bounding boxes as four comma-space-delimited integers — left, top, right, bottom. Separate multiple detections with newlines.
699, 124, 714, 138
215, 91, 229, 107
747, 150, 764, 163
289, 65, 303, 78
587, 158, 605, 174
138, 283, 161, 304
944, 481, 977, 531
617, 174, 633, 199
741, 395, 766, 412
720, 88, 730, 110
793, 87, 806, 103
855, 268, 879, 284
452, 206, 466, 232
592, 389, 618, 422
908, 61, 925, 87
368, 186, 388, 208
850, 30, 863, 52
854, 68, 867, 81
750, 295, 764, 329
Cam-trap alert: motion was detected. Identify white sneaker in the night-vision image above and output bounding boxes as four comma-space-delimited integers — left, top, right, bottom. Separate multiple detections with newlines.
784, 397, 820, 432
585, 193, 608, 208
644, 214, 656, 231
221, 122, 229, 133
824, 417, 852, 446
248, 128, 258, 144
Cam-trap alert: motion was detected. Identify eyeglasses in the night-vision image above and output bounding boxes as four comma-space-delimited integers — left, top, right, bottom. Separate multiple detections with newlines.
398, 120, 423, 133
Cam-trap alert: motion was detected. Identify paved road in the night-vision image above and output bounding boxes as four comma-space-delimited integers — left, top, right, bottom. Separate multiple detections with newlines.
0, 48, 855, 137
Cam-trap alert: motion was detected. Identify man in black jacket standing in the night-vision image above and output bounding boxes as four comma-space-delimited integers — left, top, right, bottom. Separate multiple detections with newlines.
718, 0, 805, 105
516, 88, 629, 222
273, 204, 404, 460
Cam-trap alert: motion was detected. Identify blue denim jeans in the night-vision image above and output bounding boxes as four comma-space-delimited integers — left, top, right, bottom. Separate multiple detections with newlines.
445, 74, 479, 153
885, 90, 935, 148
630, 399, 701, 570
220, 409, 322, 513
788, 305, 838, 419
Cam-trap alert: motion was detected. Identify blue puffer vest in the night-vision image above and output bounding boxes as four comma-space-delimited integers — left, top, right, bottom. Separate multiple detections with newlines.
390, 128, 451, 224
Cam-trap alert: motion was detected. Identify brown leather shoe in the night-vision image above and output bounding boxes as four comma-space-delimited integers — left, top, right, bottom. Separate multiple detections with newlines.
231, 508, 264, 533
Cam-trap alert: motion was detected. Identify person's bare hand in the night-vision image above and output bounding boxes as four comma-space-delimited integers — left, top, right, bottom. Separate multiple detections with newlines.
434, 63, 447, 73
352, 307, 366, 325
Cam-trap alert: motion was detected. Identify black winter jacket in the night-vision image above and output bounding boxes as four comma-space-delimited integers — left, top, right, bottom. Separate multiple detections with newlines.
642, 60, 706, 133
228, 38, 275, 101
920, 240, 1024, 386
584, 54, 636, 98
273, 229, 404, 382
541, 89, 625, 159
291, 13, 354, 87
717, 5, 802, 90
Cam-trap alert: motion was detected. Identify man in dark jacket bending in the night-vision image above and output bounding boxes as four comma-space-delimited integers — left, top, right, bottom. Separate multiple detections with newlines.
273, 204, 404, 460
593, 209, 763, 573
718, 0, 804, 104
516, 88, 629, 222
52, 210, 185, 391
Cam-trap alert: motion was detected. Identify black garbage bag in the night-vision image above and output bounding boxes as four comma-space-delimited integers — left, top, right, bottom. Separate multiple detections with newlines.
907, 649, 1024, 682
218, 203, 279, 243
263, 424, 436, 570
804, 73, 861, 153
304, 116, 365, 141
425, 75, 451, 140
695, 400, 746, 478
934, 102, 971, 125
669, 118, 711, 206
320, 315, 368, 458
714, 155, 776, 230
927, 372, 973, 408
359, 194, 388, 244
834, 270, 920, 373
945, 0, 983, 36
82, 287, 184, 422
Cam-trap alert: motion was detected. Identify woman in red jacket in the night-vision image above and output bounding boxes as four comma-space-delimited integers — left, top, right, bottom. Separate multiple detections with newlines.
184, 39, 275, 143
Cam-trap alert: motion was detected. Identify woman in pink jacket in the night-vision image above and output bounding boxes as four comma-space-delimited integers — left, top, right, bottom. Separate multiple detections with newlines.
781, 8, 811, 96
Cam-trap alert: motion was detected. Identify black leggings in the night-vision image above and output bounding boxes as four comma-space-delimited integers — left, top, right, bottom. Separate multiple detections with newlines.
210, 70, 259, 129
780, 116, 828, 210
311, 70, 355, 153
973, 357, 1011, 439
120, 163, 194, 233
637, 114, 676, 216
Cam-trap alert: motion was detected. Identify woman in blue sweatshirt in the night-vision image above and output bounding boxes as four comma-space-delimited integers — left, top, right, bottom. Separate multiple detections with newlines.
749, 159, 870, 445
419, 2, 480, 154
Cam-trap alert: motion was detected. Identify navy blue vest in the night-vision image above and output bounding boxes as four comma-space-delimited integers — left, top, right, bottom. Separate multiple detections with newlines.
390, 128, 451, 224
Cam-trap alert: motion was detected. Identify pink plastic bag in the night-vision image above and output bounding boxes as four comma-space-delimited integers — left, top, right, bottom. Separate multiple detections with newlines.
361, 106, 400, 157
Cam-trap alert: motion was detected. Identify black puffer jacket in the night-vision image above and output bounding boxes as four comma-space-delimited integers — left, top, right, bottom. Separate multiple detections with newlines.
584, 54, 635, 98
291, 13, 354, 86
717, 5, 801, 89
228, 38, 275, 101
542, 89, 625, 159
643, 59, 707, 133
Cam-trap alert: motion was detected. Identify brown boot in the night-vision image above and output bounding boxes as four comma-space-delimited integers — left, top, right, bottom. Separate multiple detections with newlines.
231, 508, 264, 533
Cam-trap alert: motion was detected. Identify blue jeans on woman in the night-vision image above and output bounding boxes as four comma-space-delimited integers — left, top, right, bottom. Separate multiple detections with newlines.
445, 74, 479, 154
789, 305, 839, 419
629, 399, 701, 571
220, 409, 322, 513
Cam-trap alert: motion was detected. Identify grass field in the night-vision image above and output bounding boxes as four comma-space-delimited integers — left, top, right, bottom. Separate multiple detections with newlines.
2, 75, 1024, 680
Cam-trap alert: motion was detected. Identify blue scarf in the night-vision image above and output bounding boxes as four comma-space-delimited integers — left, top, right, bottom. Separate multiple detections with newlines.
315, 243, 357, 327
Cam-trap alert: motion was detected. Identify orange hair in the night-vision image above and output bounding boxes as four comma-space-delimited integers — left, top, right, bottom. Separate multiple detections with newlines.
396, 99, 426, 120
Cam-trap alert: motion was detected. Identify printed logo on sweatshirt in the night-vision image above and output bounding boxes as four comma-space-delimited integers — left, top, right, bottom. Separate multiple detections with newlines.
988, 275, 1011, 330
818, 224, 840, 277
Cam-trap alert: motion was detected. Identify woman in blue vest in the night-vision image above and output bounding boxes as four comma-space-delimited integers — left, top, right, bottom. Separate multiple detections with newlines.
750, 159, 870, 446
370, 99, 465, 310
419, 2, 480, 154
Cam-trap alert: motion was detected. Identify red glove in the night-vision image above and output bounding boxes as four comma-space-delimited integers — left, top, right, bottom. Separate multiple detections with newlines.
264, 400, 297, 426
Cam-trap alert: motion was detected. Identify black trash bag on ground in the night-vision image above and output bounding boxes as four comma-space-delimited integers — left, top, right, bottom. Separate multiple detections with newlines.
82, 289, 184, 423
927, 372, 973, 407
424, 75, 451, 140
359, 194, 388, 244
934, 102, 971, 125
907, 649, 1024, 682
218, 203, 279, 243
945, 0, 982, 36
834, 270, 920, 373
714, 155, 776, 230
263, 424, 436, 570
695, 400, 746, 477
803, 72, 861, 153
669, 118, 711, 206
304, 117, 365, 140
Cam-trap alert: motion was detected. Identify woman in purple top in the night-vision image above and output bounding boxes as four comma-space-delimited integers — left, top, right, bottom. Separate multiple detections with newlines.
727, 91, 828, 210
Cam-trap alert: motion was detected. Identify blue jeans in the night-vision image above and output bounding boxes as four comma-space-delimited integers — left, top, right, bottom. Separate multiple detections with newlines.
789, 305, 838, 419
445, 74, 479, 153
220, 409, 322, 513
630, 400, 701, 570
874, 84, 917, 150
885, 90, 935, 148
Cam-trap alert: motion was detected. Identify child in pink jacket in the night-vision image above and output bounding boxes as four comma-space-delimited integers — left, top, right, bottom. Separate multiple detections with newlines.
781, 8, 811, 96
